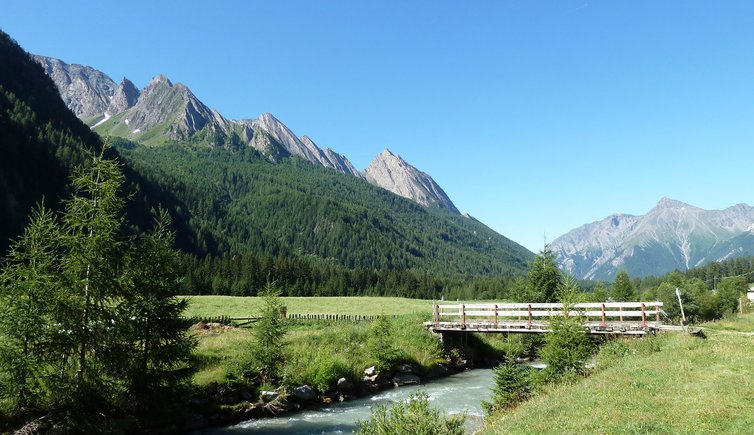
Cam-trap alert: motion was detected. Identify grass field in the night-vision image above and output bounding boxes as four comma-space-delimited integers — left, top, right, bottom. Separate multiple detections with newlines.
183, 295, 440, 318
190, 313, 445, 388
481, 313, 754, 434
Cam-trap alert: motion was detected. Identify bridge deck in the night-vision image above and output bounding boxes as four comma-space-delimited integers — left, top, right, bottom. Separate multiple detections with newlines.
426, 301, 687, 335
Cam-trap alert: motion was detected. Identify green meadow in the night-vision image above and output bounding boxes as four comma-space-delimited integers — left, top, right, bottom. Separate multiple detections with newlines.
482, 313, 754, 434
184, 295, 437, 318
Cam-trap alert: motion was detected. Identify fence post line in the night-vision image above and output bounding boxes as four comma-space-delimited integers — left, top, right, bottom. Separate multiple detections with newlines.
434, 304, 439, 326
619, 306, 623, 322
494, 304, 498, 328
641, 303, 646, 329
601, 303, 606, 327
528, 304, 532, 329
461, 304, 466, 328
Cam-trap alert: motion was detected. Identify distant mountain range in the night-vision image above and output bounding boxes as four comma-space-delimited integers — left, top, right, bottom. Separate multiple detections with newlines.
33, 55, 459, 214
0, 44, 534, 279
551, 197, 754, 280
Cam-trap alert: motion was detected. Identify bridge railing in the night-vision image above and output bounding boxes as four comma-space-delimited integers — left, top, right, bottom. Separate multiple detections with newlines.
433, 302, 664, 329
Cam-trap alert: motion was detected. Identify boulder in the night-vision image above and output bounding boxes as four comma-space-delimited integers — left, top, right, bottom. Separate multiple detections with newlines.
424, 363, 453, 380
336, 377, 355, 393
394, 363, 419, 374
292, 385, 317, 402
240, 388, 254, 402
216, 384, 241, 404
260, 390, 279, 403
392, 373, 421, 386
363, 374, 379, 383
363, 366, 377, 376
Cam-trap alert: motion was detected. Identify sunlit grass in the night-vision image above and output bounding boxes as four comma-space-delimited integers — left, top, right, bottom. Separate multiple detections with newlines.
191, 313, 444, 389
183, 295, 437, 318
481, 313, 754, 434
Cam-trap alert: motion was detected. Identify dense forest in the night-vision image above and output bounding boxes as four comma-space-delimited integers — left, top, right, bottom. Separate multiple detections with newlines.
0, 31, 94, 252
0, 27, 533, 302
111, 137, 533, 278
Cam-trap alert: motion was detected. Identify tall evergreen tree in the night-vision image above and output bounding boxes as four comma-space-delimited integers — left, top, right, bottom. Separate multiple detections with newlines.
112, 209, 195, 411
57, 148, 126, 397
250, 283, 287, 384
526, 245, 562, 302
0, 205, 60, 410
612, 270, 635, 301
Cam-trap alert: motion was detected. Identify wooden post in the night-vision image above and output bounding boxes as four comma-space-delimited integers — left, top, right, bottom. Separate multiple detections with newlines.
655, 306, 660, 324
641, 303, 646, 329
494, 304, 498, 328
601, 303, 606, 327
619, 306, 623, 322
434, 304, 439, 326
528, 304, 533, 329
460, 304, 466, 328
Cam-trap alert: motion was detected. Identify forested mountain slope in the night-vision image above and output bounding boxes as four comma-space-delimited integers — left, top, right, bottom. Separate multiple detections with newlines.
3, 30, 533, 283
0, 32, 96, 252
114, 138, 533, 276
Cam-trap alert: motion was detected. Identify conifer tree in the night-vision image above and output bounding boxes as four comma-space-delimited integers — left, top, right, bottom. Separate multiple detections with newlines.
0, 205, 60, 410
57, 147, 125, 397
111, 209, 195, 409
612, 270, 635, 301
527, 246, 562, 302
250, 283, 287, 384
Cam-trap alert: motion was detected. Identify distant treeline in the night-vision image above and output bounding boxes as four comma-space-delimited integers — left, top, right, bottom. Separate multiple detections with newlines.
635, 255, 754, 292
178, 253, 516, 300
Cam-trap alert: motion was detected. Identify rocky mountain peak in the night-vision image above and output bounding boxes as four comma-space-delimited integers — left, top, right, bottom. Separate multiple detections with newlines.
363, 150, 459, 213
552, 198, 754, 280
32, 54, 117, 119
107, 77, 140, 114
653, 197, 690, 210
148, 74, 173, 87
35, 53, 462, 213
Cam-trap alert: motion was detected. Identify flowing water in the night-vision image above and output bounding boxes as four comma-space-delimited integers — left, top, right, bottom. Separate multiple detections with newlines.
202, 368, 495, 434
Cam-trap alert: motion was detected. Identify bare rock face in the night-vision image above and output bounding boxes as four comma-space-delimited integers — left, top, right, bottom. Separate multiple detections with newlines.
33, 53, 463, 213
301, 136, 363, 178
33, 55, 117, 119
363, 149, 459, 213
109, 74, 225, 142
552, 197, 754, 280
106, 77, 140, 114
251, 113, 322, 162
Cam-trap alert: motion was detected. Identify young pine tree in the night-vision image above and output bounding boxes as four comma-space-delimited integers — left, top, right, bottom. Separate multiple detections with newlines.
0, 205, 61, 411
57, 149, 126, 398
110, 209, 195, 411
251, 283, 287, 385
539, 277, 593, 382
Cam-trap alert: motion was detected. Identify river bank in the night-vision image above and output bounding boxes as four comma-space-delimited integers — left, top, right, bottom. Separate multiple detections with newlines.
194, 368, 495, 434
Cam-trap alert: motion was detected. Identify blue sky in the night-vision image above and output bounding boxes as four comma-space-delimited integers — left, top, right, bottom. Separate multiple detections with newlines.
4, 1, 754, 252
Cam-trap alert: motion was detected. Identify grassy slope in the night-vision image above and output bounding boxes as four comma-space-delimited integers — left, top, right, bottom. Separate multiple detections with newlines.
482, 314, 754, 434
184, 295, 437, 318
188, 296, 442, 386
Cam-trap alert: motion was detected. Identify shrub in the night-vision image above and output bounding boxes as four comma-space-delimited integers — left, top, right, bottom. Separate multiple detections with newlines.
538, 277, 594, 382
366, 316, 403, 373
249, 284, 287, 384
482, 359, 531, 414
356, 392, 465, 435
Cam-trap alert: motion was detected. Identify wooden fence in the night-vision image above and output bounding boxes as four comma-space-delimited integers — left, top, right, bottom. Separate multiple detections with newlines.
431, 302, 664, 333
186, 313, 395, 326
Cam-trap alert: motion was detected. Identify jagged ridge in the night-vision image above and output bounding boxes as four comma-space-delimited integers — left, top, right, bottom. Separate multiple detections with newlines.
551, 197, 754, 280
34, 55, 461, 214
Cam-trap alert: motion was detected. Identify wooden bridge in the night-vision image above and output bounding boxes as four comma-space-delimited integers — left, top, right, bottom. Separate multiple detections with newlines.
425, 302, 686, 335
